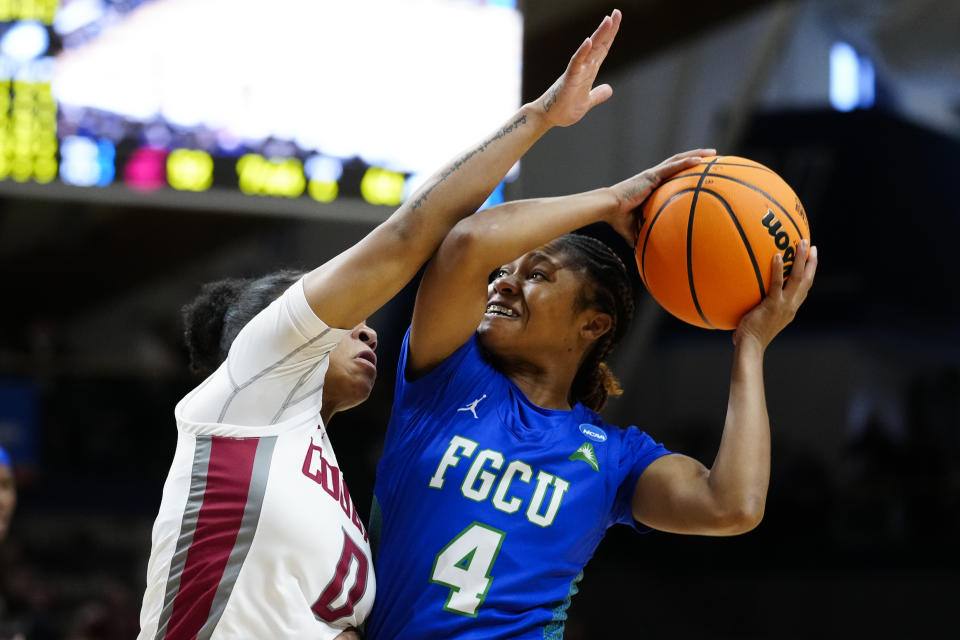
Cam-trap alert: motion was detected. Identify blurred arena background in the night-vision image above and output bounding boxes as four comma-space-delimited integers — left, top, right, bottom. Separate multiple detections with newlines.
1, 0, 958, 637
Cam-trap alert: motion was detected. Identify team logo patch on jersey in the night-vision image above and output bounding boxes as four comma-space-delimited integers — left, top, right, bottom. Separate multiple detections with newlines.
569, 442, 599, 471
456, 394, 487, 419
578, 423, 607, 443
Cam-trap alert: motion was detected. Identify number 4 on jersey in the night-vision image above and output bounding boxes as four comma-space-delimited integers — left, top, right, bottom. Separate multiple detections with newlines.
430, 522, 505, 617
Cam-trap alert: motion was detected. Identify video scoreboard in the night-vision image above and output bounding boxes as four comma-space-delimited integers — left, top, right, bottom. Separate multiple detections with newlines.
0, 0, 521, 212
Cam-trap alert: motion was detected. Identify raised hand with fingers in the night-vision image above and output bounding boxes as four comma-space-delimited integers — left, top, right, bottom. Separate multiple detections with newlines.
734, 239, 818, 349
606, 148, 716, 247
535, 9, 623, 127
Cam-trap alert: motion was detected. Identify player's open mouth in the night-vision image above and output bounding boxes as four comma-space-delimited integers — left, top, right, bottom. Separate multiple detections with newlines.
355, 350, 377, 368
485, 304, 517, 317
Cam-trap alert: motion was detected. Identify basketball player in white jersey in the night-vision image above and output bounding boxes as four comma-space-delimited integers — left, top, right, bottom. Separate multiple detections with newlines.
138, 11, 627, 639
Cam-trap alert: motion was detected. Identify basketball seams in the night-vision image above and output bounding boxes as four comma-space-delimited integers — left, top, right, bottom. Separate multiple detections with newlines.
658, 161, 775, 185
683, 173, 806, 239
639, 189, 694, 288
685, 158, 722, 329
700, 188, 766, 302
719, 174, 804, 238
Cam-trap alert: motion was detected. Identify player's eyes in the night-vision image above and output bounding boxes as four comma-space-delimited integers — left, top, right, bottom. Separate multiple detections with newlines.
489, 268, 509, 282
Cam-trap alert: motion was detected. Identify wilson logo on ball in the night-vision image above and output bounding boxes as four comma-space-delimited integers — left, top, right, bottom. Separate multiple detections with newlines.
760, 209, 797, 277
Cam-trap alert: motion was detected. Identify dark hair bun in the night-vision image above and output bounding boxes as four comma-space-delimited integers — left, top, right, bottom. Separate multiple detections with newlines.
181, 277, 252, 377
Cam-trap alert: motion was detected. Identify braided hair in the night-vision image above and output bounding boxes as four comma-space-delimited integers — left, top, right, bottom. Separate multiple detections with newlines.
181, 269, 305, 378
554, 233, 635, 413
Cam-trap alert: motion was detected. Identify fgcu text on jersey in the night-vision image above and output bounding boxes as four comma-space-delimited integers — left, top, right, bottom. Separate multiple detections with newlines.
429, 434, 570, 527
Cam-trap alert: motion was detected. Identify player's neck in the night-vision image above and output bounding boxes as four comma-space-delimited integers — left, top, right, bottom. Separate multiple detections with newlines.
505, 365, 576, 411
484, 344, 581, 410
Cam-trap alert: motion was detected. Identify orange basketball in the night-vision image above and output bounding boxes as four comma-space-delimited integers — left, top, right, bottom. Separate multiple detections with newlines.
636, 155, 810, 330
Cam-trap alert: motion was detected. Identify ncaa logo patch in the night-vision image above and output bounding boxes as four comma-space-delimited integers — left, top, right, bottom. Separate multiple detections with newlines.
578, 423, 607, 443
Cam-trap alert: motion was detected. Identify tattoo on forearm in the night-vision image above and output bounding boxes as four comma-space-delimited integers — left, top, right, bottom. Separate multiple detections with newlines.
622, 176, 656, 200
542, 84, 560, 113
409, 114, 528, 211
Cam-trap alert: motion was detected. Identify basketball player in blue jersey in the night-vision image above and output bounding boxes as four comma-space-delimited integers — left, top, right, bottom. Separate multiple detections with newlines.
138, 11, 629, 640
366, 153, 819, 635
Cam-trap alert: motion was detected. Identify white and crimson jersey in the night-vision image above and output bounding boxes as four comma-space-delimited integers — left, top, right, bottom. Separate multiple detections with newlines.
139, 278, 375, 640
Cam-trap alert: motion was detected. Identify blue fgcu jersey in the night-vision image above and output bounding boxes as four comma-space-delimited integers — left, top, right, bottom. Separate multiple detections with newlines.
367, 332, 670, 640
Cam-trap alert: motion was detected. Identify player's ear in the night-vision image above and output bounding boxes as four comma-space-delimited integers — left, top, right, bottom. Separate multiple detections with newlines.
580, 311, 612, 341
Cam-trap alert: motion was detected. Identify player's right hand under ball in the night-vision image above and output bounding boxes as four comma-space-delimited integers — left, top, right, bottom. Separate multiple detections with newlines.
733, 239, 818, 349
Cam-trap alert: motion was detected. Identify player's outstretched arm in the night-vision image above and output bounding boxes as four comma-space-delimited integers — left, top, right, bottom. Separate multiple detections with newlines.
631, 242, 818, 535
303, 10, 624, 330
407, 149, 714, 376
